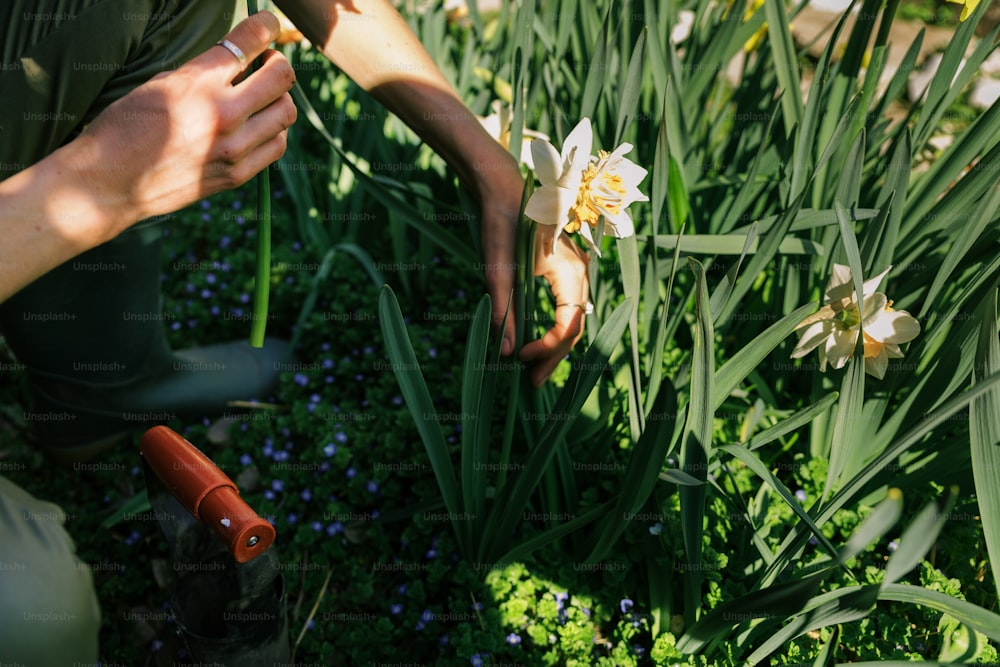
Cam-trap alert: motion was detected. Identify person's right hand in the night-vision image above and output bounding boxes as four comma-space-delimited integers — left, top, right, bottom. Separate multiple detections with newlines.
73, 11, 296, 229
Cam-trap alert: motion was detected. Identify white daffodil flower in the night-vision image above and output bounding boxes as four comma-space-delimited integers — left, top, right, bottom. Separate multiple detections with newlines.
477, 101, 549, 170
523, 118, 648, 255
790, 263, 920, 379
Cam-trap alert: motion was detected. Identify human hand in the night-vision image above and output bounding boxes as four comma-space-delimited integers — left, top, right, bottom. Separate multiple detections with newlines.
477, 156, 522, 358
73, 11, 296, 229
520, 224, 591, 387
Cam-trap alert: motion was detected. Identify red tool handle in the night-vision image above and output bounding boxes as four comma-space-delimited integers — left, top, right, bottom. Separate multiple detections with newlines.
140, 425, 275, 563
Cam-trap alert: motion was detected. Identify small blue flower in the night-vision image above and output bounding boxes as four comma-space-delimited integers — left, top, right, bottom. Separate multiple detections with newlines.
421, 609, 434, 622
439, 634, 449, 646
300, 488, 313, 502
323, 443, 337, 457
322, 358, 335, 370
239, 292, 250, 304
649, 522, 664, 536
470, 653, 486, 667
272, 450, 289, 462
426, 548, 438, 559
554, 592, 568, 608
239, 453, 252, 466
311, 521, 323, 532
620, 598, 634, 614
391, 603, 403, 615
888, 540, 899, 552
335, 431, 348, 444
470, 601, 484, 612
326, 521, 343, 536
219, 236, 231, 249
263, 490, 275, 500
293, 373, 309, 387
397, 584, 408, 595
392, 395, 403, 406
200, 199, 211, 210
506, 633, 521, 645
414, 620, 425, 631
367, 480, 379, 493
286, 513, 298, 525
795, 489, 807, 503
632, 644, 646, 656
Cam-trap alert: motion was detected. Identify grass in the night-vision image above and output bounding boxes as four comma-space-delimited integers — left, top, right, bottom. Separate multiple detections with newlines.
2, 0, 1000, 663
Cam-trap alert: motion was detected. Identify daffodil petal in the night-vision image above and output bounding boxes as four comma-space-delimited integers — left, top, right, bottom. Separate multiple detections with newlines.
531, 139, 564, 186
861, 265, 892, 297
602, 209, 635, 238
865, 309, 921, 344
826, 263, 855, 304
524, 185, 576, 229
479, 113, 502, 141
577, 222, 601, 256
826, 328, 857, 369
563, 118, 594, 171
865, 351, 888, 379
794, 305, 837, 331
792, 321, 834, 358
860, 293, 889, 327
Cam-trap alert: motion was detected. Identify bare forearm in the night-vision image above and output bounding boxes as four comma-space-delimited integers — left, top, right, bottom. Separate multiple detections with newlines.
0, 140, 128, 301
276, 0, 521, 198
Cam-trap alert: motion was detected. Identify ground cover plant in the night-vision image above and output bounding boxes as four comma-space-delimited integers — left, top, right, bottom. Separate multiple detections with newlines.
1, 0, 1000, 664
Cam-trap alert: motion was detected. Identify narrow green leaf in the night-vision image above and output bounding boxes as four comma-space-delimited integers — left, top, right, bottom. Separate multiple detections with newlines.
680, 258, 714, 625
883, 490, 957, 585
614, 29, 647, 147
880, 583, 1000, 642
483, 299, 633, 560
378, 286, 464, 549
461, 296, 492, 537
587, 382, 678, 562
970, 288, 1000, 602
618, 233, 645, 441
713, 302, 817, 410
764, 0, 803, 136
721, 444, 841, 563
710, 222, 759, 325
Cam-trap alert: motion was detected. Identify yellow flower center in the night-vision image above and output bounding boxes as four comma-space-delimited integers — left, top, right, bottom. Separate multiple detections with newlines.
566, 152, 628, 234
862, 331, 882, 359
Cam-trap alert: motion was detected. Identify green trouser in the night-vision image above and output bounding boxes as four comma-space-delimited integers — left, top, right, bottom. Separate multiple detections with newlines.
1, 1, 234, 664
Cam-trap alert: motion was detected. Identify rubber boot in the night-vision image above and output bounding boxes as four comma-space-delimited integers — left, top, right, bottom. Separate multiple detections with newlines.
0, 222, 290, 462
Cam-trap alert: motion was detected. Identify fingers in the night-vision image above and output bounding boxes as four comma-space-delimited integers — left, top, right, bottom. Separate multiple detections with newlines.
228, 50, 296, 119
480, 198, 520, 356
485, 269, 517, 357
201, 11, 281, 81
520, 307, 585, 387
518, 228, 591, 385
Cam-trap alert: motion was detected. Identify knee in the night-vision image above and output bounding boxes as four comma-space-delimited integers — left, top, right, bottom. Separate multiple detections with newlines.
0, 476, 101, 666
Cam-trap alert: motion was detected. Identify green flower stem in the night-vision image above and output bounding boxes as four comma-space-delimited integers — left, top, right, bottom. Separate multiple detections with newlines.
247, 0, 271, 348
250, 172, 271, 348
